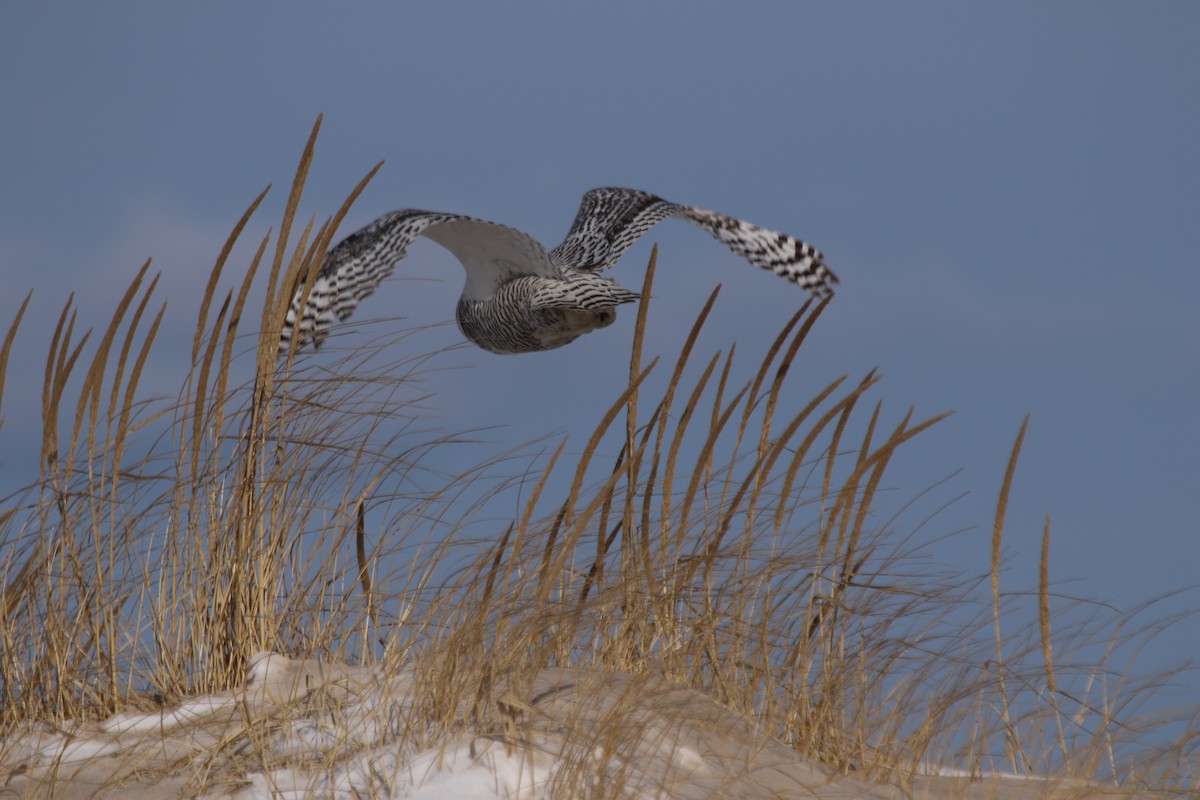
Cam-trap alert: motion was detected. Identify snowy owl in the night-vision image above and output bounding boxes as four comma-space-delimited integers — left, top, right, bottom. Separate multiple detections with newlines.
280, 187, 837, 355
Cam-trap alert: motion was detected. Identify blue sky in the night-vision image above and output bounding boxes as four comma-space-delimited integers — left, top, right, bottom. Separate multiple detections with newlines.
2, 2, 1198, 712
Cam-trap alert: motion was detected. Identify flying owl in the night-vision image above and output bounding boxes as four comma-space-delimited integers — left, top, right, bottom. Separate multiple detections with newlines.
279, 187, 837, 355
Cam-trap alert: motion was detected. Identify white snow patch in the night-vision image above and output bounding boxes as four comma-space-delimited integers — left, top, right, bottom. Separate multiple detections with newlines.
2, 653, 1156, 800
37, 733, 121, 764
102, 694, 234, 734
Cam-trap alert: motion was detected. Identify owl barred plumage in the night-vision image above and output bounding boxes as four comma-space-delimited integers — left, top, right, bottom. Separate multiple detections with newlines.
280, 187, 837, 356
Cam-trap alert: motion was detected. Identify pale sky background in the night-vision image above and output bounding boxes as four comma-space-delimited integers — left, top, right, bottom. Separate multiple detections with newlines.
2, 1, 1198, 721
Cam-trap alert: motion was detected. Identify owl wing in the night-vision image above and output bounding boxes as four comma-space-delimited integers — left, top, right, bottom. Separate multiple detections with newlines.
280, 210, 555, 354
548, 187, 837, 297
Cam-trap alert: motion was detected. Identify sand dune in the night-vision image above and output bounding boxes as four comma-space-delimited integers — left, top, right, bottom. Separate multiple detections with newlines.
0, 652, 1158, 799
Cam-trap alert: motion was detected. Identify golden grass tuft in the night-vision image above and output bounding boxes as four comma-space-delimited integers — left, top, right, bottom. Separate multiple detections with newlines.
0, 118, 1195, 796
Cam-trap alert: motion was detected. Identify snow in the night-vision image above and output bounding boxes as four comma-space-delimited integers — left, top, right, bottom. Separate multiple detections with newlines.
0, 652, 1166, 799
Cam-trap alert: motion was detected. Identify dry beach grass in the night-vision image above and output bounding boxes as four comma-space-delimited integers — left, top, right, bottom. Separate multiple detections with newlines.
1, 118, 1195, 797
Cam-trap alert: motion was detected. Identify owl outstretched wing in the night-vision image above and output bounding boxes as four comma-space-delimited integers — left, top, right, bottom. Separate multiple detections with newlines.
549, 187, 837, 296
281, 210, 554, 353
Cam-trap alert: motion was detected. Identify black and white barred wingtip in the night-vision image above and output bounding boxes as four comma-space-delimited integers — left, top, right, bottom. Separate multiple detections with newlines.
772, 243, 838, 298
277, 209, 448, 357
278, 274, 349, 356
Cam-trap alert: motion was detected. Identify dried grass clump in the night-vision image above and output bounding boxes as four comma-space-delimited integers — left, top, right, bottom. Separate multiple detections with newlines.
0, 117, 1194, 796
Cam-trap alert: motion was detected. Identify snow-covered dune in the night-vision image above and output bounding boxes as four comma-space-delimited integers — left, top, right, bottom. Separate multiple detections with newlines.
0, 652, 1157, 799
